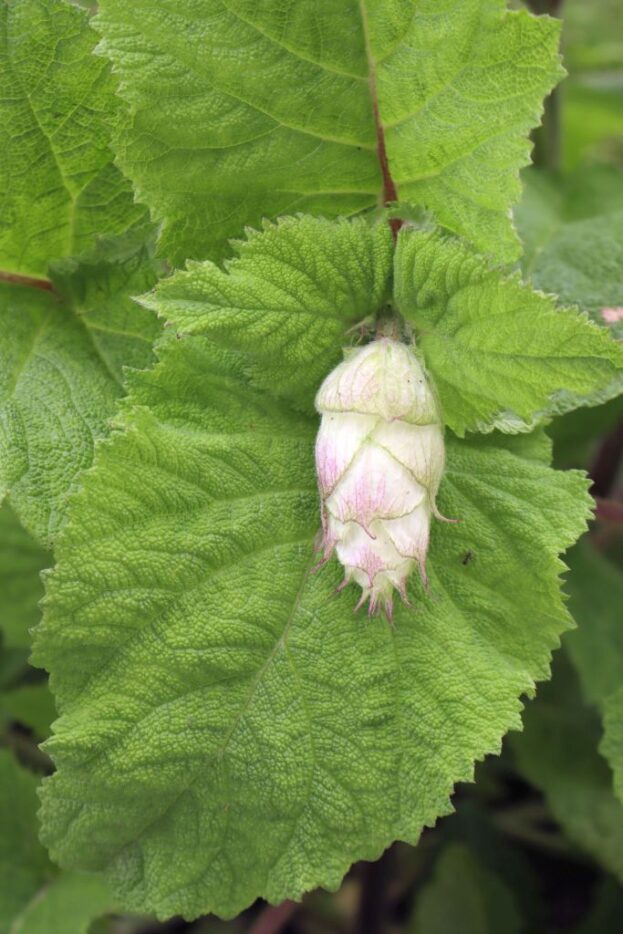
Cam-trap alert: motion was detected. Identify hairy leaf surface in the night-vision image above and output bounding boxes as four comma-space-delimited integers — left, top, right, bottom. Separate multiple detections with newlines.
95, 0, 562, 264
0, 233, 161, 545
394, 229, 623, 435
141, 216, 393, 410
0, 0, 144, 278
34, 313, 590, 918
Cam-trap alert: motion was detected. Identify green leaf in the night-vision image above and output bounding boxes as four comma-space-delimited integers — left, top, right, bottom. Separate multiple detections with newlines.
1, 683, 56, 739
141, 216, 393, 411
94, 0, 562, 265
394, 228, 623, 436
0, 506, 51, 648
516, 168, 623, 339
33, 315, 590, 917
51, 227, 164, 385
409, 843, 522, 934
511, 651, 623, 882
10, 872, 114, 934
0, 232, 161, 546
0, 0, 145, 278
0, 750, 53, 934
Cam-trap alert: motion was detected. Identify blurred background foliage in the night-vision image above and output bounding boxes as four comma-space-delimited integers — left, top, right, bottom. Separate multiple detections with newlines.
1, 0, 622, 932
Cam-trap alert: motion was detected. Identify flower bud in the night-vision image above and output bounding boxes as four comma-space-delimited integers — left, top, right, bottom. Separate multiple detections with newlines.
314, 337, 446, 620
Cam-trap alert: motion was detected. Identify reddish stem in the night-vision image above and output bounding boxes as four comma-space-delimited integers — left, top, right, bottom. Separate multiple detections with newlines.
371, 95, 401, 238
0, 269, 55, 293
360, 0, 401, 238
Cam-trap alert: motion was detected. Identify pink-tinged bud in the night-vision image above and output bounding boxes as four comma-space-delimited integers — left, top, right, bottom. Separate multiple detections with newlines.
315, 338, 446, 619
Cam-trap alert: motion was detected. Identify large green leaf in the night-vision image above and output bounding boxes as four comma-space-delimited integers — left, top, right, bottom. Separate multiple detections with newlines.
0, 0, 144, 278
394, 228, 623, 436
95, 0, 562, 265
0, 506, 51, 649
0, 751, 53, 934
409, 843, 522, 934
0, 232, 161, 546
511, 651, 623, 882
32, 218, 592, 917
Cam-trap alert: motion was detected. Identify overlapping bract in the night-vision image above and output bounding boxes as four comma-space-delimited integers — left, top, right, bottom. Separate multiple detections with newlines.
315, 338, 446, 617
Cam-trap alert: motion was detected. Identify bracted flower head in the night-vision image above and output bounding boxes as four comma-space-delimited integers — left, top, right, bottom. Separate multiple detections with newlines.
314, 337, 447, 620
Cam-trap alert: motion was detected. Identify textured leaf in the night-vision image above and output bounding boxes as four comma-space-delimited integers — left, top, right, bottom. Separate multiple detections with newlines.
0, 506, 51, 648
94, 0, 562, 265
409, 843, 521, 934
516, 168, 623, 339
0, 751, 53, 934
50, 227, 164, 385
33, 315, 590, 919
141, 215, 393, 410
394, 228, 623, 435
511, 651, 623, 882
0, 0, 144, 278
10, 872, 114, 934
0, 233, 161, 545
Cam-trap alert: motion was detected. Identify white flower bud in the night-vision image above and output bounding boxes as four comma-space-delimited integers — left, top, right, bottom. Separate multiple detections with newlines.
314, 337, 447, 620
